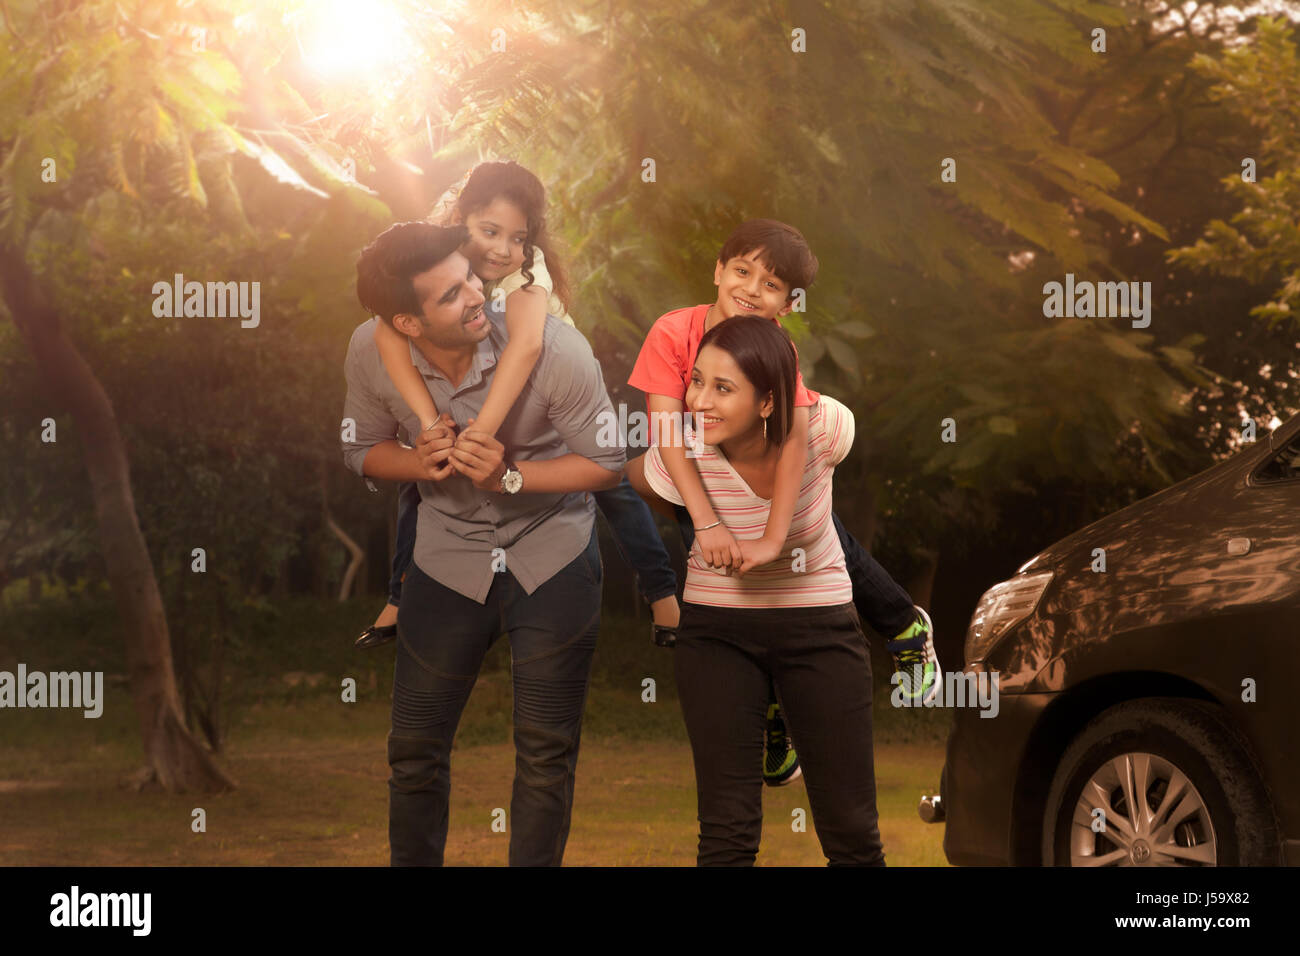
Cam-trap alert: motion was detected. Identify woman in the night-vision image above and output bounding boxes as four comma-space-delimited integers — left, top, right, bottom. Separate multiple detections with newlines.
627, 315, 884, 866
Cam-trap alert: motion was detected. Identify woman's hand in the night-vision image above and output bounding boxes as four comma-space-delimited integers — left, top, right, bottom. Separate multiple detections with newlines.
735, 535, 783, 577
694, 522, 743, 574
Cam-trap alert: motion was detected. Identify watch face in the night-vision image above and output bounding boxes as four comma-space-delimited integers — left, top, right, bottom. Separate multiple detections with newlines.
502, 467, 523, 494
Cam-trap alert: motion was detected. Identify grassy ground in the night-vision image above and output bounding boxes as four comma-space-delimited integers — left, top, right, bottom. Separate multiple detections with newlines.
0, 594, 951, 866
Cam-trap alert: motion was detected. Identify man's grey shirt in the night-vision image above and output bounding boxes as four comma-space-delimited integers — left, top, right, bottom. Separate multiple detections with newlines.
341, 309, 625, 604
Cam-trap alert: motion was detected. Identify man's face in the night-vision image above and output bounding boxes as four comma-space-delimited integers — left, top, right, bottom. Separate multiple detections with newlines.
712, 247, 793, 320
394, 250, 489, 348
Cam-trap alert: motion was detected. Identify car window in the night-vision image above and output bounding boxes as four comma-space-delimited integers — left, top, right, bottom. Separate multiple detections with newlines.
1255, 433, 1300, 483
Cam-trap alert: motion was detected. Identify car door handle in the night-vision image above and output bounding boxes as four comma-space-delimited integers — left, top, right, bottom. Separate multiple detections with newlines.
1227, 537, 1252, 555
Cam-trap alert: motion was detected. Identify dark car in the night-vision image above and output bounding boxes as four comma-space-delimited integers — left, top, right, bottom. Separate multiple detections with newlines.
932, 413, 1300, 866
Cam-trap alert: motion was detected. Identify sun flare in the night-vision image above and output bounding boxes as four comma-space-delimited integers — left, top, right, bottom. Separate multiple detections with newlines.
298, 0, 414, 81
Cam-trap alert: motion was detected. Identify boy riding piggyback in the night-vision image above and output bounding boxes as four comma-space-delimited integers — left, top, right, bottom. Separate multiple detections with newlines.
628, 219, 939, 784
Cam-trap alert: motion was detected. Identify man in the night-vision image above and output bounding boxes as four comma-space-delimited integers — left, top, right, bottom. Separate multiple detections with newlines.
341, 221, 625, 866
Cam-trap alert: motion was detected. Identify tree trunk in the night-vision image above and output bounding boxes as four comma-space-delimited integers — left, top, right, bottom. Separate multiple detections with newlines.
0, 243, 234, 793
906, 547, 940, 611
325, 511, 364, 602
322, 465, 364, 601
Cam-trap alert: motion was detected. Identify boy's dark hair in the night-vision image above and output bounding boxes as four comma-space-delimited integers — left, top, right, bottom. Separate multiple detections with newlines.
451, 161, 572, 312
717, 219, 819, 295
356, 222, 469, 327
697, 315, 798, 449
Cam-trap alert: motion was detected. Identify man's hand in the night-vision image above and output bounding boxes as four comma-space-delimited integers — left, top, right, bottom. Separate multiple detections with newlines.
450, 418, 507, 490
736, 535, 784, 577
694, 522, 743, 574
415, 414, 457, 481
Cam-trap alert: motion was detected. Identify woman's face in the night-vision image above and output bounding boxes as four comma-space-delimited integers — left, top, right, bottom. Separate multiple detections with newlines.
687, 344, 773, 448
456, 197, 529, 283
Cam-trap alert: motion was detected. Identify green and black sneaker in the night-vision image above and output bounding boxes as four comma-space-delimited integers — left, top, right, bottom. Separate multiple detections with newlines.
762, 703, 802, 787
887, 605, 941, 705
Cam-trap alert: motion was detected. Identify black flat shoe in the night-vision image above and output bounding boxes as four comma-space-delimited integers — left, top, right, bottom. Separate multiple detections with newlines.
652, 623, 678, 648
355, 623, 398, 649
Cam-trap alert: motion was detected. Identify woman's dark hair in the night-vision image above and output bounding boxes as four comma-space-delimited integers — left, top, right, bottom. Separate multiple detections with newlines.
453, 161, 572, 311
356, 222, 469, 326
696, 315, 798, 449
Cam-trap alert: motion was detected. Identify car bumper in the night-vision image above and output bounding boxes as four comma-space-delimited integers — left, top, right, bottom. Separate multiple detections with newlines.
941, 690, 1055, 866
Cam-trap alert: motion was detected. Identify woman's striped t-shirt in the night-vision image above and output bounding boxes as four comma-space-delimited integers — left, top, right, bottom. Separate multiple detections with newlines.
644, 395, 855, 608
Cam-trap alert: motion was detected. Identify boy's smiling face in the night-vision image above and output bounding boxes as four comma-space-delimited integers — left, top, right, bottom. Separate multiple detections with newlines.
712, 247, 793, 320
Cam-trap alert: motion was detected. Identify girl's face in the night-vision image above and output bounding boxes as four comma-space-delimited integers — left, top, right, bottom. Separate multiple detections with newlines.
456, 197, 530, 283
687, 344, 773, 448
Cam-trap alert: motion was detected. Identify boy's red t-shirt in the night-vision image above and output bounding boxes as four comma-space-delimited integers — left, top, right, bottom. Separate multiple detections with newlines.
627, 304, 819, 407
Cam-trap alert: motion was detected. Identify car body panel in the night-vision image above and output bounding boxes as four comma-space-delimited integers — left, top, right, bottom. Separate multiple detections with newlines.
942, 415, 1300, 865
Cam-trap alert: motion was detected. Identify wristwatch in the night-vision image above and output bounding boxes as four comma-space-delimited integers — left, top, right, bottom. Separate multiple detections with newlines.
498, 460, 523, 495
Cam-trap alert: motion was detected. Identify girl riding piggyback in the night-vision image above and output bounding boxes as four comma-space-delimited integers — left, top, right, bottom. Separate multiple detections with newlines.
373, 160, 575, 439
355, 160, 682, 653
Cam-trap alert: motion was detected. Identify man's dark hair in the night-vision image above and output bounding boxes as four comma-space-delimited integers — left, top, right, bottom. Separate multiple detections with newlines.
697, 315, 798, 449
717, 219, 819, 295
356, 222, 469, 326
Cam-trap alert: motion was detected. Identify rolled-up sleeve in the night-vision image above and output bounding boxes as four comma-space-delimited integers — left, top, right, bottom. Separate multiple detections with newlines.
341, 326, 401, 477
537, 325, 626, 472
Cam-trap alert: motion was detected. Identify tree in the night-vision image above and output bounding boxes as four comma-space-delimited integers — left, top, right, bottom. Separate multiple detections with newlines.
0, 0, 393, 788
0, 0, 254, 790
1167, 15, 1300, 328
0, 0, 527, 783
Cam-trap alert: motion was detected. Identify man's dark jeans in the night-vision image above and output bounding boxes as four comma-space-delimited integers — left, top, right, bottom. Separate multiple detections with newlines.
673, 506, 915, 638
389, 526, 603, 866
675, 599, 885, 866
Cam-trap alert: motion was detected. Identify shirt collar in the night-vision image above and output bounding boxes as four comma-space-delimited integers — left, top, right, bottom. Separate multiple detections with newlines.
406, 306, 504, 394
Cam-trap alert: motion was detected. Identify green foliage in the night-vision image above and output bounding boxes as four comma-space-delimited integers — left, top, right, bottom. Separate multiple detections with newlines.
1167, 16, 1300, 328
431, 0, 1213, 495
3, 0, 1297, 621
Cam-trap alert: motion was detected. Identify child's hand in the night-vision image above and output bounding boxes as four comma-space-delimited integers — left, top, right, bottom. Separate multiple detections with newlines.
453, 417, 497, 454
736, 536, 783, 577
421, 412, 459, 439
449, 418, 508, 491
694, 523, 743, 575
415, 414, 457, 481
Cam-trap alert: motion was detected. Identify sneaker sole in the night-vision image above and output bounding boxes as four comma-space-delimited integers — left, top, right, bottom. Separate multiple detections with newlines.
764, 764, 803, 787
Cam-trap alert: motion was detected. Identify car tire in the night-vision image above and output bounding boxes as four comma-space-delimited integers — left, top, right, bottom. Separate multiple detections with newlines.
1041, 698, 1279, 866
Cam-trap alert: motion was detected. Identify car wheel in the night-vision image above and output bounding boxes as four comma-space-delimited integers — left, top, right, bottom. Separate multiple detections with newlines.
1041, 698, 1278, 866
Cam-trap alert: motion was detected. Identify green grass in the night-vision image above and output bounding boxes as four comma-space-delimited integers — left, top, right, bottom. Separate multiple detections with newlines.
0, 593, 951, 866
